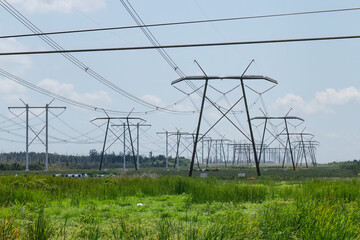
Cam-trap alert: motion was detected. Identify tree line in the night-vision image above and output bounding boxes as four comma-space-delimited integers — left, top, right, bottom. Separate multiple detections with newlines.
0, 150, 190, 170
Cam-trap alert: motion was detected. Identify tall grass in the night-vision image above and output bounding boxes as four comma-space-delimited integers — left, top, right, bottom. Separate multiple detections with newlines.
0, 176, 270, 205
259, 200, 360, 239
25, 207, 53, 240
1, 176, 360, 205
0, 214, 20, 239
111, 217, 147, 239
0, 176, 360, 239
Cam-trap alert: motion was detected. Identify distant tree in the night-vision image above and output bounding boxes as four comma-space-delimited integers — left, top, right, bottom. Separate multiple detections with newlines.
89, 149, 99, 163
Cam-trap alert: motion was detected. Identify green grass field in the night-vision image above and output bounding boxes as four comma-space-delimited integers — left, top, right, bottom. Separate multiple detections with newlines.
1, 166, 359, 239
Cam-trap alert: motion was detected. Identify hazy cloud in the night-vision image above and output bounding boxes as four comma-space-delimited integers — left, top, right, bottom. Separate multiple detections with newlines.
273, 87, 360, 114
315, 87, 360, 105
8, 0, 106, 13
0, 78, 27, 104
37, 78, 112, 104
140, 94, 196, 113
141, 94, 165, 107
0, 39, 32, 72
0, 78, 26, 94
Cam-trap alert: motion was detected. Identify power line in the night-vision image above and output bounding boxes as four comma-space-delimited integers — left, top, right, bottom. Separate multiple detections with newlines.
50, 112, 104, 142
0, 0, 195, 115
3, 104, 101, 146
0, 136, 24, 143
0, 68, 121, 113
1, 6, 359, 39
1, 34, 359, 56
119, 0, 186, 78
119, 0, 203, 102
0, 68, 194, 115
119, 0, 226, 140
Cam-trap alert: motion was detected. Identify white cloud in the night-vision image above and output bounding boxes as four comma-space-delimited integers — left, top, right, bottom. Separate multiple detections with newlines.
273, 93, 330, 114
0, 78, 27, 104
0, 39, 32, 72
140, 94, 196, 113
37, 78, 112, 104
9, 0, 106, 13
169, 103, 195, 113
273, 87, 360, 114
141, 94, 165, 107
0, 78, 26, 94
315, 87, 360, 105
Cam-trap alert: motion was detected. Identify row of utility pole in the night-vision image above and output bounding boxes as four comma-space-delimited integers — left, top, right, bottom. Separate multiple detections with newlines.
6, 98, 318, 173
6, 62, 317, 175
157, 134, 317, 169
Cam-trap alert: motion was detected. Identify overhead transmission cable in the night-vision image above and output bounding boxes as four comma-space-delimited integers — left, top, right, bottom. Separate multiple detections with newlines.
2, 34, 360, 56
120, 0, 203, 120
1, 7, 359, 39
119, 0, 241, 139
119, 0, 202, 100
0, 69, 192, 115
120, 0, 186, 78
119, 0, 207, 95
140, 128, 164, 150
0, 0, 354, 141
1, 109, 102, 145
119, 0, 224, 137
50, 112, 104, 142
6, 106, 96, 144
0, 0, 194, 115
0, 136, 23, 143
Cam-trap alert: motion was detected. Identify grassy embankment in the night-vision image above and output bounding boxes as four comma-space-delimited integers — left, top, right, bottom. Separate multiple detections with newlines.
0, 166, 359, 239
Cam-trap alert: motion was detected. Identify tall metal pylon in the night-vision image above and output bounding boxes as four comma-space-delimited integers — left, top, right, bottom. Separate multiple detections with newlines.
251, 116, 305, 170
157, 130, 196, 169
112, 122, 151, 170
9, 100, 66, 171
171, 60, 278, 176
91, 115, 148, 171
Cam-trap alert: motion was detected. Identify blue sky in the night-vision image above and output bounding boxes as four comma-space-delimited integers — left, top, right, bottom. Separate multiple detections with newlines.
0, 0, 360, 163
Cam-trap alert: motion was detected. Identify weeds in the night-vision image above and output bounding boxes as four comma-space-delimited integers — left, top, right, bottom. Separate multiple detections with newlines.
0, 215, 20, 240
25, 207, 53, 240
78, 224, 102, 240
111, 217, 146, 240
0, 175, 359, 239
